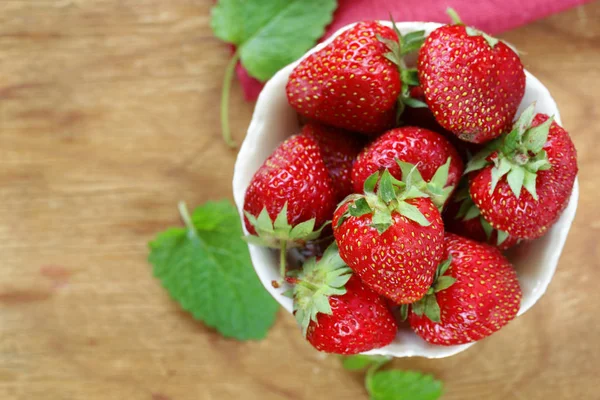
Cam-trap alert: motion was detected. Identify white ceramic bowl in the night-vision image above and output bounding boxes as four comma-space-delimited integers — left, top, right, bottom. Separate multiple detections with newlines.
232, 21, 579, 358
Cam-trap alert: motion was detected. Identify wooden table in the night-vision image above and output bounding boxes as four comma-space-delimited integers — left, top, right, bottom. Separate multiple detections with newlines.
1, 2, 598, 399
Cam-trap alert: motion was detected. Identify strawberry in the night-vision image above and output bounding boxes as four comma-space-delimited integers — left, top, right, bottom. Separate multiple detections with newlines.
352, 126, 464, 209
286, 21, 426, 135
333, 169, 445, 304
417, 10, 525, 143
293, 243, 397, 355
467, 104, 578, 239
300, 123, 366, 202
243, 134, 336, 277
443, 180, 520, 250
408, 233, 522, 345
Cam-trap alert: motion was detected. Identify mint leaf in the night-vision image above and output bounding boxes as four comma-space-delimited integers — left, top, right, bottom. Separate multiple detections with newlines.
211, 0, 337, 82
149, 201, 279, 340
367, 370, 443, 400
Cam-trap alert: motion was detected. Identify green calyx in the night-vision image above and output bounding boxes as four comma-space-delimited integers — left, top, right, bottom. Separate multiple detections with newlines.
377, 17, 427, 123
397, 158, 455, 211
453, 182, 511, 246
337, 163, 436, 234
446, 8, 499, 48
244, 202, 329, 248
406, 257, 456, 323
465, 103, 553, 201
293, 242, 353, 337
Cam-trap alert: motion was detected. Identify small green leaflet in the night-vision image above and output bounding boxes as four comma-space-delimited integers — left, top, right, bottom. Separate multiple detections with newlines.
211, 0, 337, 82
367, 370, 443, 400
149, 201, 279, 341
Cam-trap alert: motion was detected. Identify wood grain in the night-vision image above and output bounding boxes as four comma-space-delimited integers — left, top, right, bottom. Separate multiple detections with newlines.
0, 1, 599, 399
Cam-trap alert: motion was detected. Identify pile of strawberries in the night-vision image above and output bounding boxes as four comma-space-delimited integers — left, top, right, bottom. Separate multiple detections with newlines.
243, 12, 578, 355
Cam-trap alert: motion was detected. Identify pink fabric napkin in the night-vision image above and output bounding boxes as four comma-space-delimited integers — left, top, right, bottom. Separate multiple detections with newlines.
237, 0, 590, 101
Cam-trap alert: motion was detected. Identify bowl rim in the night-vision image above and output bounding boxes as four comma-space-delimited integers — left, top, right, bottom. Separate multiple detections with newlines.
232, 20, 579, 358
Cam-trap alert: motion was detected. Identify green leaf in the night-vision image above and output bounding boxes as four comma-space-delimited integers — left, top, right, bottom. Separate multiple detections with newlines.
273, 202, 289, 234
434, 276, 456, 292
378, 170, 396, 203
211, 0, 337, 81
503, 129, 520, 155
513, 103, 536, 136
438, 257, 452, 277
342, 355, 392, 371
372, 210, 394, 234
149, 201, 279, 340
397, 201, 431, 227
464, 150, 491, 173
349, 198, 373, 217
507, 167, 525, 198
367, 370, 443, 400
481, 218, 494, 240
424, 295, 441, 323
411, 298, 425, 316
463, 204, 481, 220
497, 229, 510, 246
364, 171, 380, 194
523, 116, 553, 153
403, 97, 428, 108
289, 218, 316, 239
490, 157, 512, 193
400, 30, 426, 55
465, 26, 499, 48
523, 170, 539, 200
400, 304, 409, 321
430, 158, 451, 190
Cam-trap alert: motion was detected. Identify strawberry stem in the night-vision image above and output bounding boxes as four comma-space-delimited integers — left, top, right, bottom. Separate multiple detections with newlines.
220, 51, 240, 148
447, 8, 463, 25
279, 240, 288, 280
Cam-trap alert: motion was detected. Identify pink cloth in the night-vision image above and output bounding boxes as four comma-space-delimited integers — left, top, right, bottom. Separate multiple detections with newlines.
237, 0, 590, 101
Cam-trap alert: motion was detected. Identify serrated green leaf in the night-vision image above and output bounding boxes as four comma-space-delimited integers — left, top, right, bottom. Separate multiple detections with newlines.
349, 198, 373, 217
211, 0, 337, 81
255, 207, 275, 235
400, 30, 426, 55
523, 170, 539, 200
342, 355, 392, 371
523, 116, 553, 153
367, 370, 443, 400
149, 201, 279, 341
397, 201, 431, 227
507, 167, 525, 198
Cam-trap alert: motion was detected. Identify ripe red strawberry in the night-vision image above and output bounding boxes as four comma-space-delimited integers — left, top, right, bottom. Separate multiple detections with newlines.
352, 126, 464, 209
467, 105, 578, 239
408, 233, 522, 345
418, 12, 525, 143
333, 169, 445, 304
293, 243, 397, 355
286, 21, 426, 135
443, 180, 520, 250
243, 134, 336, 276
300, 123, 365, 202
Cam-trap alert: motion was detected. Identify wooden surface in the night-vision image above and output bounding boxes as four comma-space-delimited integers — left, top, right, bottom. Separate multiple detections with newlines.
0, 2, 599, 399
